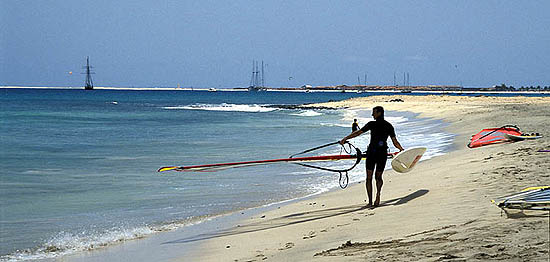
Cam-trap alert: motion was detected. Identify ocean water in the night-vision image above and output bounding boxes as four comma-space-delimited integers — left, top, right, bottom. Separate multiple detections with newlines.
1, 88, 459, 261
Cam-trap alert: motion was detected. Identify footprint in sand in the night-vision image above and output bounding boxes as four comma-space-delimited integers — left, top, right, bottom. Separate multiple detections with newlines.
255, 253, 267, 260
278, 242, 295, 250
303, 231, 317, 239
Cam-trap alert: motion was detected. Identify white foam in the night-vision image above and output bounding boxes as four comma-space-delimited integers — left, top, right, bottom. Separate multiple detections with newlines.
320, 123, 349, 128
290, 110, 323, 117
163, 103, 277, 113
339, 109, 408, 127
22, 169, 63, 175
0, 218, 216, 262
1, 226, 157, 262
385, 116, 409, 124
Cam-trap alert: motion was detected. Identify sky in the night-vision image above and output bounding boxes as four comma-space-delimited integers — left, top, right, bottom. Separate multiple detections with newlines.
1, 1, 549, 88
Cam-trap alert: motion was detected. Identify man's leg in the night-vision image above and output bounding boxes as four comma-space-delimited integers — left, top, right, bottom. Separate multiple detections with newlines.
366, 169, 374, 206
374, 171, 384, 206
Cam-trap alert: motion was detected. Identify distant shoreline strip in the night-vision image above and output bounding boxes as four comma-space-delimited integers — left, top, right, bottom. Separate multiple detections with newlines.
1, 86, 550, 94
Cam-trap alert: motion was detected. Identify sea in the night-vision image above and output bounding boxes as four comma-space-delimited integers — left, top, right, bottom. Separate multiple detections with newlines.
1, 88, 545, 261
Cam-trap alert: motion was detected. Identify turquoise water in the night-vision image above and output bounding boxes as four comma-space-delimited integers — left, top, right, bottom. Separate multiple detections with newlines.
0, 88, 470, 260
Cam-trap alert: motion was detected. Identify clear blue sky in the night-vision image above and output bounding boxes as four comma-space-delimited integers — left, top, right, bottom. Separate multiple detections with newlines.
1, 1, 549, 88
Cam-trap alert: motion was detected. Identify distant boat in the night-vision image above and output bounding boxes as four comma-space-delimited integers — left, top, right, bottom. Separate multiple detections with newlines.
248, 60, 266, 91
401, 90, 412, 93
83, 56, 94, 90
208, 88, 217, 92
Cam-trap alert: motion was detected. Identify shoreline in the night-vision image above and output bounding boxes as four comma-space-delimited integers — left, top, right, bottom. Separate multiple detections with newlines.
29, 98, 452, 262
192, 95, 549, 261
2, 86, 550, 95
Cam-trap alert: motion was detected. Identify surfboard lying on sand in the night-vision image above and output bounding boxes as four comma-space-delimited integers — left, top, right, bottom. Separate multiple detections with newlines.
504, 133, 543, 141
391, 147, 427, 173
491, 186, 550, 211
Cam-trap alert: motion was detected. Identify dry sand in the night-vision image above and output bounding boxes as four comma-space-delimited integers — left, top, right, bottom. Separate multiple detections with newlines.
191, 95, 550, 261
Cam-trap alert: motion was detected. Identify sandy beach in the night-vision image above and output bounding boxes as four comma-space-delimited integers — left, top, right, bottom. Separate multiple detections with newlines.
190, 95, 550, 261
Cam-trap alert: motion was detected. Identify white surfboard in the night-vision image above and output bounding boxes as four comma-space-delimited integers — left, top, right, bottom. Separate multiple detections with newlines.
391, 147, 427, 173
505, 133, 543, 141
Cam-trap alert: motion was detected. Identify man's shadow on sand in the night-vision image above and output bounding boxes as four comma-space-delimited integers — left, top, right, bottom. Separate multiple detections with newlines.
162, 189, 429, 245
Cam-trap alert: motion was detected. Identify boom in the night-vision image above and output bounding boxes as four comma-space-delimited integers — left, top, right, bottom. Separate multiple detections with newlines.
158, 153, 361, 172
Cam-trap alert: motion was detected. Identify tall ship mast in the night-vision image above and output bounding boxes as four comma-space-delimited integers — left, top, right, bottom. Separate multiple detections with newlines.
248, 60, 266, 91
83, 56, 94, 90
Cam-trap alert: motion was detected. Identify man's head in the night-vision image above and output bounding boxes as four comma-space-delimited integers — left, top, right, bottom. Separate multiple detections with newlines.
354, 119, 357, 122
372, 106, 384, 120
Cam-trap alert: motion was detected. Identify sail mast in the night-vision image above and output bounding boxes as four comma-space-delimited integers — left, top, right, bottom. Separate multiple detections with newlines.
249, 60, 255, 87
248, 59, 266, 91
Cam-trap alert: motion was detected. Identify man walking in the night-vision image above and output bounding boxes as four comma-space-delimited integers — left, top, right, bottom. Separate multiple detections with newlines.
340, 106, 404, 207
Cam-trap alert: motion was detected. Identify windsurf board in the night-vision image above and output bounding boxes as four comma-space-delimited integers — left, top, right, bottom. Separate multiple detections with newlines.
391, 147, 427, 173
505, 133, 543, 141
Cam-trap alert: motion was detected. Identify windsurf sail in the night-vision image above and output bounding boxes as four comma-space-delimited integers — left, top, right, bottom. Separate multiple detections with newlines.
468, 125, 522, 148
158, 142, 399, 189
492, 186, 550, 211
158, 153, 361, 172
159, 142, 365, 172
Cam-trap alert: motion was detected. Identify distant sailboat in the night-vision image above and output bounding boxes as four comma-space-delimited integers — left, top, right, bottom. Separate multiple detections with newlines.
83, 56, 94, 90
248, 60, 266, 91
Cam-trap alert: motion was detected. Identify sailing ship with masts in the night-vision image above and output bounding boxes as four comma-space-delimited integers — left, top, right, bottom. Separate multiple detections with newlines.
248, 60, 266, 91
83, 56, 94, 90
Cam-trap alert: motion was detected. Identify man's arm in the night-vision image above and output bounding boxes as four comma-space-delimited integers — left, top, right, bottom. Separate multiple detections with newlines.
340, 129, 364, 144
391, 136, 404, 151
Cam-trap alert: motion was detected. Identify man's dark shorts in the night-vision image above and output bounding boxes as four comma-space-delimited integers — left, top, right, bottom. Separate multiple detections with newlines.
365, 150, 388, 173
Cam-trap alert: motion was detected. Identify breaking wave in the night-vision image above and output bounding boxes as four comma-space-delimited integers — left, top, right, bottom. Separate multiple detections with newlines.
290, 110, 323, 117
163, 103, 277, 113
0, 219, 209, 262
